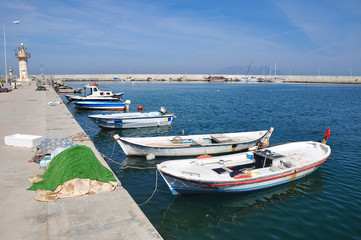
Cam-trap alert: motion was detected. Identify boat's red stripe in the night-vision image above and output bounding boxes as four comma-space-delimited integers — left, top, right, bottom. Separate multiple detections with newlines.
162, 156, 329, 188
211, 157, 328, 186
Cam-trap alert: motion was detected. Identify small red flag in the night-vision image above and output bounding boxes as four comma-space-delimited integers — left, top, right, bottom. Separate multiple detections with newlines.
324, 127, 330, 138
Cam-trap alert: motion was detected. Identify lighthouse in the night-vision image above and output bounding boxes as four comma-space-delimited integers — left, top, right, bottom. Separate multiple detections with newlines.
15, 43, 31, 81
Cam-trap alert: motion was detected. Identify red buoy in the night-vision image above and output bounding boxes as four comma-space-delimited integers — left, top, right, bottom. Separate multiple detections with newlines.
138, 106, 144, 111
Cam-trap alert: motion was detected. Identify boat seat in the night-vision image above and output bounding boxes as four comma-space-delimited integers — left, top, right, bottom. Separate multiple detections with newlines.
171, 136, 183, 144
269, 165, 280, 172
221, 166, 233, 173
191, 138, 209, 145
280, 160, 294, 168
210, 135, 234, 143
269, 160, 294, 172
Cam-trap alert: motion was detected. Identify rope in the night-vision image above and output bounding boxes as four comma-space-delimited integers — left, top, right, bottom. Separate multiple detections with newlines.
99, 151, 159, 206
272, 135, 283, 144
110, 139, 116, 159
139, 169, 159, 206
99, 151, 156, 169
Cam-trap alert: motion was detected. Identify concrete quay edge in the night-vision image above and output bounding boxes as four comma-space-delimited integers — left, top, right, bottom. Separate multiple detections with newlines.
0, 83, 162, 240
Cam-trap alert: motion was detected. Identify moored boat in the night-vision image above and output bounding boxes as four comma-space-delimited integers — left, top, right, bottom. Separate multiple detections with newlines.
113, 128, 273, 157
157, 129, 331, 195
204, 75, 228, 82
57, 88, 82, 93
74, 100, 130, 110
88, 107, 175, 129
65, 84, 124, 101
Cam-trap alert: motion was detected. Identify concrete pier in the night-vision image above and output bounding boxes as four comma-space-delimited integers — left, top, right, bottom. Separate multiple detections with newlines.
0, 83, 162, 239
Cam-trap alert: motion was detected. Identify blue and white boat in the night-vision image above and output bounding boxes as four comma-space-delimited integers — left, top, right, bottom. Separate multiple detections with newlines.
74, 100, 130, 110
88, 107, 174, 129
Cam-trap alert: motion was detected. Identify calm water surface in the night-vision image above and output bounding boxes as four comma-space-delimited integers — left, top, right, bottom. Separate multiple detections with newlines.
62, 82, 361, 240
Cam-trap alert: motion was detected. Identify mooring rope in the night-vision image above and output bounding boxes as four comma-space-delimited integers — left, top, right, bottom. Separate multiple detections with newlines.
138, 169, 159, 206
98, 151, 159, 205
271, 135, 283, 144
110, 139, 117, 159
99, 151, 156, 169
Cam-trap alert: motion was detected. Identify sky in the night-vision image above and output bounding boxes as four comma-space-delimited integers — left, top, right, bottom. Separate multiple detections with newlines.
0, 0, 361, 75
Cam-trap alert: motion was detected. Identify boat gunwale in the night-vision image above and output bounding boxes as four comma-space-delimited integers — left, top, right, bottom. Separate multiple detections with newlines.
119, 137, 260, 150
88, 113, 174, 120
74, 101, 125, 104
118, 130, 268, 149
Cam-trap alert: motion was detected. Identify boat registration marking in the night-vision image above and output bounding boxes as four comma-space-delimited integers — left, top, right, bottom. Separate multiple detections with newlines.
290, 173, 297, 180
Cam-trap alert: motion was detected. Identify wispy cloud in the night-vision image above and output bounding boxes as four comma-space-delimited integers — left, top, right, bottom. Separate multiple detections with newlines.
260, 30, 303, 40
1, 0, 360, 75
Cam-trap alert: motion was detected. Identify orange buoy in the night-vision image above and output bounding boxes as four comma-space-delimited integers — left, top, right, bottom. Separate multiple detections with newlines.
138, 106, 144, 111
197, 154, 213, 159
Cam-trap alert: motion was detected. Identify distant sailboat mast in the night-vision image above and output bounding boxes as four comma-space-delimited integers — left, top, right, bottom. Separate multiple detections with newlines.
275, 63, 277, 77
269, 66, 272, 78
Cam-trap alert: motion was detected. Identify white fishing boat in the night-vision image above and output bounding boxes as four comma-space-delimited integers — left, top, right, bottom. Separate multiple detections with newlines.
65, 84, 124, 101
113, 128, 273, 157
157, 129, 331, 195
89, 107, 175, 129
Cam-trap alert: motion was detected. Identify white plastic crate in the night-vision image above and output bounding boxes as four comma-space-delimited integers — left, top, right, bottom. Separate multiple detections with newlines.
4, 134, 43, 148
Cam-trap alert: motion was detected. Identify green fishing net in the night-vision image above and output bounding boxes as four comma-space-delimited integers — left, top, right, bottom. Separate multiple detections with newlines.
28, 145, 117, 191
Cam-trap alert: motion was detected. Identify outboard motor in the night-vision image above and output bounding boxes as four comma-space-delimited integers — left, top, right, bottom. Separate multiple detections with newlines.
159, 106, 168, 114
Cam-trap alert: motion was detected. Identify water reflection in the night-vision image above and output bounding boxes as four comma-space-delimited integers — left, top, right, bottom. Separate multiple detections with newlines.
158, 173, 323, 233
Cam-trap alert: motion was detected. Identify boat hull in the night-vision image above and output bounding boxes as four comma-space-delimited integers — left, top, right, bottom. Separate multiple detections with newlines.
74, 101, 125, 110
67, 96, 121, 101
118, 138, 260, 156
89, 114, 174, 129
159, 163, 323, 195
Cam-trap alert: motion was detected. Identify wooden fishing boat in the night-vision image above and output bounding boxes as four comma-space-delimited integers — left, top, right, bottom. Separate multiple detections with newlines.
88, 107, 175, 129
113, 128, 273, 157
157, 129, 331, 195
57, 88, 82, 93
65, 84, 124, 101
74, 100, 130, 110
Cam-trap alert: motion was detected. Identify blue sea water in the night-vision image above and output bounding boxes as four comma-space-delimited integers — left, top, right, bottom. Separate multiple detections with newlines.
62, 82, 361, 240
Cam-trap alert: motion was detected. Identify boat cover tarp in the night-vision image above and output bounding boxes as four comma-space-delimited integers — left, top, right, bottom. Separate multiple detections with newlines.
28, 145, 117, 201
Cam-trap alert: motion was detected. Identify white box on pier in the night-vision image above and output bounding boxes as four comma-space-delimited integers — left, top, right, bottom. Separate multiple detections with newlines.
4, 134, 43, 148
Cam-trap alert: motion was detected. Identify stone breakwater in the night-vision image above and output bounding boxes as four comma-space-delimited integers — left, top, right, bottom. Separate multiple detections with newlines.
34, 74, 360, 84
